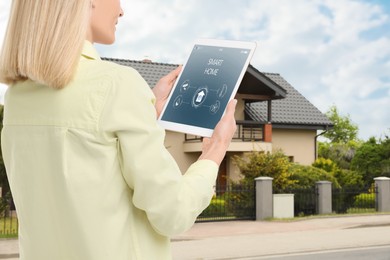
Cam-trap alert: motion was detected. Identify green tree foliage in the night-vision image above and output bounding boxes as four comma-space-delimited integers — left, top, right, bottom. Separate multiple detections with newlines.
227, 150, 295, 217
0, 105, 11, 216
318, 141, 359, 170
351, 136, 390, 185
333, 169, 364, 189
319, 105, 389, 188
233, 150, 296, 193
0, 105, 9, 197
323, 105, 359, 144
289, 163, 340, 189
312, 157, 364, 189
312, 157, 338, 173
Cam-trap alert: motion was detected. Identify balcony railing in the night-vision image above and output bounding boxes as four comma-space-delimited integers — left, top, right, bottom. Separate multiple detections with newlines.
185, 121, 264, 142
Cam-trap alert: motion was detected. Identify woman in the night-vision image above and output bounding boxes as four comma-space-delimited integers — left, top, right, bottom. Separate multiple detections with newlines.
0, 1, 237, 259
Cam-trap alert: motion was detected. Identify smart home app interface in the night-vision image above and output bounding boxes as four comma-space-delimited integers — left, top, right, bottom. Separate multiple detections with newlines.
161, 44, 251, 130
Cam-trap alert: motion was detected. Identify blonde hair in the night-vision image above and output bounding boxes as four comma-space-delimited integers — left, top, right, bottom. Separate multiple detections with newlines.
0, 0, 91, 89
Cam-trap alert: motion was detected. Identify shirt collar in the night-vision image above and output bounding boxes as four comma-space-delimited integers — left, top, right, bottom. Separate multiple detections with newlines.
81, 41, 101, 61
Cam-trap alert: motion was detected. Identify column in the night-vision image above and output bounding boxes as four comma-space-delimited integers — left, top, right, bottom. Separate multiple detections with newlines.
374, 177, 390, 212
316, 181, 332, 214
255, 177, 273, 220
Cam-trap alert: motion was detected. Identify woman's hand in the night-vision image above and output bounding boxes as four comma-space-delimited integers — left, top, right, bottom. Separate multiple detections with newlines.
199, 99, 237, 166
152, 66, 182, 118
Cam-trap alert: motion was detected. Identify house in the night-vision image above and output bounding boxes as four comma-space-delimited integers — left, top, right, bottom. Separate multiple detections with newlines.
103, 58, 333, 185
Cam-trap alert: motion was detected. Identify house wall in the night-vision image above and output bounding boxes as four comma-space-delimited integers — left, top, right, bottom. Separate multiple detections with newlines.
164, 131, 249, 182
164, 119, 317, 181
164, 131, 199, 173
272, 128, 317, 165
235, 96, 245, 120
164, 97, 247, 174
164, 128, 317, 178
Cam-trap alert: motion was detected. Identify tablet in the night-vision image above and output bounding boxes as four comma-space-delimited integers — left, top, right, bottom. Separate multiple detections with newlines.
158, 38, 257, 137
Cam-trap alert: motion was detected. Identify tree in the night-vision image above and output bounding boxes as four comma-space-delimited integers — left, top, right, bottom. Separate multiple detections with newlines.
226, 150, 296, 217
318, 141, 359, 170
289, 163, 340, 189
233, 150, 296, 193
323, 105, 359, 143
0, 105, 9, 198
351, 135, 390, 186
312, 157, 364, 189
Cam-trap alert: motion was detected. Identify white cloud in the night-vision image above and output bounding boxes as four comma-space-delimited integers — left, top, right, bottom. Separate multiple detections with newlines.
0, 0, 389, 139
0, 1, 11, 48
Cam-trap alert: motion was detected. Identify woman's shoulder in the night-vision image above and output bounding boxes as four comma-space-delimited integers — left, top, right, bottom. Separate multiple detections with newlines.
77, 59, 150, 90
82, 58, 141, 78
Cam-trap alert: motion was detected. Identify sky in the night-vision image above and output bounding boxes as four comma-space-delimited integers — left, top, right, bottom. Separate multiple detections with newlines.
0, 0, 389, 141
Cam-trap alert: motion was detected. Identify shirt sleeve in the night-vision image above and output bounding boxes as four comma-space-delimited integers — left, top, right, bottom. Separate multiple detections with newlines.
99, 65, 218, 236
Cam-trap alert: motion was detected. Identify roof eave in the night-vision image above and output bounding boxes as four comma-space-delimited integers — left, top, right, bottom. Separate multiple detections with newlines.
271, 123, 334, 130
247, 65, 287, 99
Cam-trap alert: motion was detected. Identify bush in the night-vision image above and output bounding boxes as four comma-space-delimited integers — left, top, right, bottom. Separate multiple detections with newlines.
233, 150, 296, 193
353, 193, 375, 209
0, 193, 11, 218
312, 157, 338, 173
288, 164, 340, 190
199, 197, 226, 218
225, 181, 255, 218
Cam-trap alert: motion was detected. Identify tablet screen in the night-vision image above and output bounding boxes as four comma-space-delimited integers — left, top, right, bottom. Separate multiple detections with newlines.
159, 39, 256, 137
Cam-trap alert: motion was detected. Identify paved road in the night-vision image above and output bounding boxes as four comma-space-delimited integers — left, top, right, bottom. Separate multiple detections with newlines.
250, 245, 390, 260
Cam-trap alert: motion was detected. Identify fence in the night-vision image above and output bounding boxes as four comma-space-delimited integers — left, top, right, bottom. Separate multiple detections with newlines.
278, 187, 317, 217
0, 197, 18, 238
197, 182, 256, 222
1, 179, 387, 230
197, 180, 382, 222
279, 184, 377, 217
332, 185, 376, 214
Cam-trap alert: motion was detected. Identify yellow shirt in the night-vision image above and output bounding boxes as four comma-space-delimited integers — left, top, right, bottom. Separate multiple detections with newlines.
1, 41, 218, 260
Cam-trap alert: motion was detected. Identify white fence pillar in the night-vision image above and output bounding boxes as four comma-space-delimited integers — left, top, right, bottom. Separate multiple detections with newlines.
316, 181, 332, 214
375, 177, 390, 212
255, 177, 273, 220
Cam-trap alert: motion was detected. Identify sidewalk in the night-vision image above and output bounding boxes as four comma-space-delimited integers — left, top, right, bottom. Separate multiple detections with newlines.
1, 214, 389, 259
0, 238, 18, 260
172, 214, 390, 259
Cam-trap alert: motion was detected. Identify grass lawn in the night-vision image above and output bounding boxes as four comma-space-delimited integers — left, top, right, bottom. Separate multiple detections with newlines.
346, 208, 376, 214
0, 217, 18, 238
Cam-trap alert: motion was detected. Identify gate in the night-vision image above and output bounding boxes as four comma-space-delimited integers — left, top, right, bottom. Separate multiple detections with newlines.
197, 182, 256, 222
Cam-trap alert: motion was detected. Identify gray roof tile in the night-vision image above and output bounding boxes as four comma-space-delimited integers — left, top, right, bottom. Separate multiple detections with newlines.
103, 58, 178, 87
249, 73, 333, 128
103, 58, 333, 129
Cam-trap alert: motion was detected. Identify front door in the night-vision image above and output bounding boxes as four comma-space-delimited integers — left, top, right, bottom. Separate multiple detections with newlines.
216, 157, 227, 194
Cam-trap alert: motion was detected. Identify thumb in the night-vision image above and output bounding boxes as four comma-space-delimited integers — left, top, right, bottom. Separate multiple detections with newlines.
164, 65, 182, 83
224, 99, 237, 118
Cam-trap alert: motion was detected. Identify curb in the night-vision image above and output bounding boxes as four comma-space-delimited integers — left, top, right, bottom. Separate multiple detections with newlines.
0, 253, 19, 259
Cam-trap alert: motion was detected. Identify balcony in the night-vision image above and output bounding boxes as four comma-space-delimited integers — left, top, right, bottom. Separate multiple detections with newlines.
185, 121, 264, 141
183, 121, 273, 153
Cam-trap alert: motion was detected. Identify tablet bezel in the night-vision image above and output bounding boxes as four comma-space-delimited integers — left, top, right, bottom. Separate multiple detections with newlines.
158, 38, 257, 137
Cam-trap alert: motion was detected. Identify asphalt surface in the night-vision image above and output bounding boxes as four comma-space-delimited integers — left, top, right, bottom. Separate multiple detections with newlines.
251, 245, 390, 260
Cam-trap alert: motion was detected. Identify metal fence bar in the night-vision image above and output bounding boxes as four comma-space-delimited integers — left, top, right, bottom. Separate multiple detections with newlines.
197, 182, 256, 222
185, 121, 264, 142
375, 184, 379, 211
332, 185, 376, 214
277, 187, 317, 217
0, 198, 18, 237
